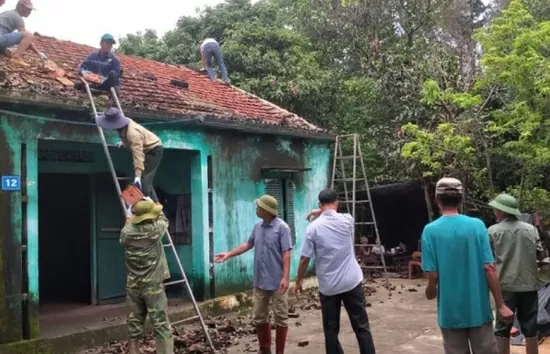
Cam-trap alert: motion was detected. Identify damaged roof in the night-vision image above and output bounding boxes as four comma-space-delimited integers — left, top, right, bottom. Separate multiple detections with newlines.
0, 34, 330, 137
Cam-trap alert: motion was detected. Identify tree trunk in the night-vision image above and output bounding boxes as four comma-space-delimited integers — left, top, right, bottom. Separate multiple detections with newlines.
422, 179, 435, 221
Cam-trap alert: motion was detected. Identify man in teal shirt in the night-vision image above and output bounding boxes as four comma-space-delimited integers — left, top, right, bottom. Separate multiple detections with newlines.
421, 177, 513, 354
489, 194, 546, 354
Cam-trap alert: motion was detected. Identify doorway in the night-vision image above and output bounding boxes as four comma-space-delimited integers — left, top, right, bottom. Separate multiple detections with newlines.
38, 173, 91, 305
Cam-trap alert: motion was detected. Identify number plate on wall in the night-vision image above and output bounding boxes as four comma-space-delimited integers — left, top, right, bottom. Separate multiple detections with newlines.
1, 176, 21, 191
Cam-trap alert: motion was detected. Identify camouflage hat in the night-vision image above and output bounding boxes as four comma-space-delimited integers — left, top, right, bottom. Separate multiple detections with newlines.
132, 200, 163, 224
435, 177, 463, 195
255, 194, 278, 216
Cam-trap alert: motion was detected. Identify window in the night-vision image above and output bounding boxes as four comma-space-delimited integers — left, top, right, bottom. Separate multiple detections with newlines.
265, 178, 296, 245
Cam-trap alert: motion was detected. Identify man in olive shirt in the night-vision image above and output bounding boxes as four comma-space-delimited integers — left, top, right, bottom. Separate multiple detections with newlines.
489, 194, 546, 354
97, 107, 163, 203
121, 198, 172, 354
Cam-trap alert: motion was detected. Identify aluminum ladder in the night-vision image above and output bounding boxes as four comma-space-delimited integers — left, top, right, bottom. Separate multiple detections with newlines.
330, 133, 389, 287
81, 80, 216, 352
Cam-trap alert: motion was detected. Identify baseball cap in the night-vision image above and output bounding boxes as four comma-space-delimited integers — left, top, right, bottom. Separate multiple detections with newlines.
101, 33, 116, 44
18, 0, 34, 10
435, 177, 463, 195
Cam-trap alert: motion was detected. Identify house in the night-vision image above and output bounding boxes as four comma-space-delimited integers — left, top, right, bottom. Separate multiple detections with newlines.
0, 34, 333, 345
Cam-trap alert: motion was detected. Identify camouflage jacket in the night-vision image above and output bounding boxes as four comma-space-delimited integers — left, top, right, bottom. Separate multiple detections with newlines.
120, 212, 170, 288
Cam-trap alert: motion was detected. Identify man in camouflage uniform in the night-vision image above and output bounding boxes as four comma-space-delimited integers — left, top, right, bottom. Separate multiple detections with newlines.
121, 198, 173, 354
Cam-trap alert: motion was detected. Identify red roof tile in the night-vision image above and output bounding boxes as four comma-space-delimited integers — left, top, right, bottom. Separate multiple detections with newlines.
0, 34, 326, 134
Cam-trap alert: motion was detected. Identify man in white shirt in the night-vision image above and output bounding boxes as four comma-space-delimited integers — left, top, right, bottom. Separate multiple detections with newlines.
295, 188, 376, 354
200, 38, 230, 84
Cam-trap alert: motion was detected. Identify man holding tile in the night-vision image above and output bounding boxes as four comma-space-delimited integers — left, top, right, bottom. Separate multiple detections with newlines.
215, 195, 292, 354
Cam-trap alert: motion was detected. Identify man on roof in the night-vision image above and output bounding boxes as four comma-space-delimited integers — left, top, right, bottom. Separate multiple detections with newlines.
200, 38, 230, 84
79, 34, 121, 96
96, 108, 164, 205
0, 0, 47, 67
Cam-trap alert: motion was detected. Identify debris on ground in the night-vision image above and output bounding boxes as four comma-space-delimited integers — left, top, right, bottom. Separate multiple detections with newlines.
81, 279, 423, 353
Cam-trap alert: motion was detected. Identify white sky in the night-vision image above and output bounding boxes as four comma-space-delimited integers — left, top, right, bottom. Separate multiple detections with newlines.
21, 0, 226, 47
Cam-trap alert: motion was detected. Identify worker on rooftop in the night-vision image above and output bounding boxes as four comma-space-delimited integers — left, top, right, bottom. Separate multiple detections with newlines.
215, 195, 292, 354
489, 194, 546, 354
0, 0, 47, 67
121, 198, 173, 354
96, 108, 163, 204
200, 38, 230, 84
79, 33, 121, 96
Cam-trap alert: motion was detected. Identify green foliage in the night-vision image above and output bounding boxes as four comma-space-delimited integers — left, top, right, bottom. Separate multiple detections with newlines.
119, 0, 550, 218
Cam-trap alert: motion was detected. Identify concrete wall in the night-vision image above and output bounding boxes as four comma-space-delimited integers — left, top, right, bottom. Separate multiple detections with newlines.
0, 109, 331, 343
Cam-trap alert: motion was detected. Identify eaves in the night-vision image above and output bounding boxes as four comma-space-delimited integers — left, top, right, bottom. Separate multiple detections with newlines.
0, 92, 336, 142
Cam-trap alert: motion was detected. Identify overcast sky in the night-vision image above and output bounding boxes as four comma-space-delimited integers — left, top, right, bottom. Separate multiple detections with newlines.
20, 0, 225, 48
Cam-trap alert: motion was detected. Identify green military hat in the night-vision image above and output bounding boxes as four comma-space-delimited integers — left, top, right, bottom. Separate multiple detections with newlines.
132, 200, 163, 224
255, 194, 278, 216
489, 193, 521, 216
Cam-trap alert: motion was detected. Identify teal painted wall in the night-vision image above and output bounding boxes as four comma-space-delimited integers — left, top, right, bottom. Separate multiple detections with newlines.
0, 110, 331, 343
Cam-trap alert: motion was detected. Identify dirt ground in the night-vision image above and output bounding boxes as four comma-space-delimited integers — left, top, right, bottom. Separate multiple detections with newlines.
226, 278, 550, 354
80, 278, 550, 353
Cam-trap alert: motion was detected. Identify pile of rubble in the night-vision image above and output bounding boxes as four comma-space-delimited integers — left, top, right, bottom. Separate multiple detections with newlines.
83, 280, 423, 353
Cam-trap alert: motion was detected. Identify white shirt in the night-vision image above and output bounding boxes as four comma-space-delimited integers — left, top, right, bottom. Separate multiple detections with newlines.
200, 38, 217, 51
301, 210, 363, 296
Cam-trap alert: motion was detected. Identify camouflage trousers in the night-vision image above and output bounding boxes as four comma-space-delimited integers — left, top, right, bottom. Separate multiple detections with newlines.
127, 283, 172, 339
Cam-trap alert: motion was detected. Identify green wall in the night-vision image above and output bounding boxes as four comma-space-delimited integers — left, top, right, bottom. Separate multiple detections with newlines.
0, 110, 331, 343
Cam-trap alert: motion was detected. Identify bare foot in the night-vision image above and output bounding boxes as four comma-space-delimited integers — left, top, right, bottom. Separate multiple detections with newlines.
10, 57, 30, 67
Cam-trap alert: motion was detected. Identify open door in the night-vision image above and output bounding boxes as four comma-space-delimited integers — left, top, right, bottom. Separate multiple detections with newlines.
93, 173, 127, 305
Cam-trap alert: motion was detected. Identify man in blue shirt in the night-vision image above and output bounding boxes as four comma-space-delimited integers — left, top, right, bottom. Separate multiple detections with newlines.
215, 195, 292, 354
78, 33, 121, 97
422, 177, 514, 354
295, 188, 375, 354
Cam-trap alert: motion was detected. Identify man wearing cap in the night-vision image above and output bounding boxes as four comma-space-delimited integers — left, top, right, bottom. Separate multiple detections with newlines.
489, 194, 546, 354
0, 0, 47, 67
79, 34, 122, 96
200, 38, 230, 84
421, 177, 513, 354
295, 188, 376, 354
96, 107, 163, 204
215, 195, 292, 354
122, 198, 173, 354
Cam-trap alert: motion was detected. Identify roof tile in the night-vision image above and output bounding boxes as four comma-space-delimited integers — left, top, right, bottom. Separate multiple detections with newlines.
0, 34, 325, 133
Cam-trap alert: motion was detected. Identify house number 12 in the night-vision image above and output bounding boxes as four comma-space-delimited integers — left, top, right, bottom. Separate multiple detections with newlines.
1, 176, 21, 191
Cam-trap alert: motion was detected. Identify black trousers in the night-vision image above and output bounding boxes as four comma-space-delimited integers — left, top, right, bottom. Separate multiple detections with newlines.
142, 146, 163, 203
319, 283, 376, 354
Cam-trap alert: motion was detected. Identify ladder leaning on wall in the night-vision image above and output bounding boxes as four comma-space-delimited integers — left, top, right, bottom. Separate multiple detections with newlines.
330, 133, 389, 288
81, 80, 216, 352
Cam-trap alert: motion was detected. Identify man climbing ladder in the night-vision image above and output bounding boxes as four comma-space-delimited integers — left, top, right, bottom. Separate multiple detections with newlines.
96, 107, 163, 203
81, 82, 216, 353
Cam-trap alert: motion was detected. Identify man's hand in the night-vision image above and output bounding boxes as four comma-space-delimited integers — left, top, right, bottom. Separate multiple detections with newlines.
125, 205, 134, 218
306, 209, 322, 221
294, 281, 303, 298
425, 284, 436, 300
214, 253, 230, 263
134, 176, 141, 190
497, 304, 514, 323
279, 277, 289, 294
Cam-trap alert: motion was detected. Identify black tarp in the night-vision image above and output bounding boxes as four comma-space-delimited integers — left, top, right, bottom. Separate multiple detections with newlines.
509, 282, 550, 344
342, 180, 429, 252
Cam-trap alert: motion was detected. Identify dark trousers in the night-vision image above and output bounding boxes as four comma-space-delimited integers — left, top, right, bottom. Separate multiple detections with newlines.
495, 290, 538, 338
142, 146, 163, 203
320, 284, 376, 354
